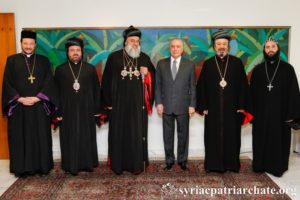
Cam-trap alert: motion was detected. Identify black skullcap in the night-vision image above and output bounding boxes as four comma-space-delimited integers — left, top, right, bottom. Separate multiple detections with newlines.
212, 29, 231, 42
21, 30, 36, 40
65, 37, 84, 49
123, 25, 141, 46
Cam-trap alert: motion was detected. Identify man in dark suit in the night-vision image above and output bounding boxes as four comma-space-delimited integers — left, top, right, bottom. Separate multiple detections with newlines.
155, 38, 196, 170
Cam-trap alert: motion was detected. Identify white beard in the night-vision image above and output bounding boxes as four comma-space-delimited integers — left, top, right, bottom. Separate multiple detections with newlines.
125, 44, 141, 58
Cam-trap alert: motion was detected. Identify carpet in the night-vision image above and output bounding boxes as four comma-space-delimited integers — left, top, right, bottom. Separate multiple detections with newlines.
0, 159, 291, 200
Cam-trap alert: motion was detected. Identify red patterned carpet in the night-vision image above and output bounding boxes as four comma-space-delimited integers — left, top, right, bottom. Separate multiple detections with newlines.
0, 159, 291, 200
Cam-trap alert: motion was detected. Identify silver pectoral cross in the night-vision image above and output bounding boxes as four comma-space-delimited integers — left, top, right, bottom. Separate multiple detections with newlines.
121, 67, 140, 80
267, 83, 273, 91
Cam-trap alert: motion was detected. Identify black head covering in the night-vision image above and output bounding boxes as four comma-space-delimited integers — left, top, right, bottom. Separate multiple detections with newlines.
65, 37, 84, 61
123, 25, 141, 46
212, 29, 231, 43
263, 36, 280, 63
21, 30, 36, 41
65, 37, 84, 49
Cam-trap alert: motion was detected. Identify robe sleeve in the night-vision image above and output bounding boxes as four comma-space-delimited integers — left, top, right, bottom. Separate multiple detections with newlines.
155, 61, 163, 106
237, 59, 249, 110
101, 54, 113, 108
2, 56, 21, 117
286, 66, 300, 120
196, 62, 208, 114
146, 56, 156, 108
189, 63, 196, 108
36, 59, 59, 116
249, 66, 258, 116
92, 67, 101, 115
52, 66, 63, 118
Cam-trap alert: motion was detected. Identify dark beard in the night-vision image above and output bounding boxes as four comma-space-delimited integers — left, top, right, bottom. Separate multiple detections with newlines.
264, 49, 280, 63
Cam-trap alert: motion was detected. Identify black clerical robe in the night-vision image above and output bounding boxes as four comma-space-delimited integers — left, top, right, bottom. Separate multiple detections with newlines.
54, 61, 100, 174
102, 49, 155, 174
196, 55, 249, 172
250, 60, 300, 177
2, 53, 58, 176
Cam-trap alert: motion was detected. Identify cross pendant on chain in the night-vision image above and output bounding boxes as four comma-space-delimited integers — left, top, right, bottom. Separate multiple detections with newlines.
28, 75, 35, 84
267, 83, 273, 91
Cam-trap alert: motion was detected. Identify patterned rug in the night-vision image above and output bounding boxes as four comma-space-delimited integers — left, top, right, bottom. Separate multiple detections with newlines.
0, 159, 291, 200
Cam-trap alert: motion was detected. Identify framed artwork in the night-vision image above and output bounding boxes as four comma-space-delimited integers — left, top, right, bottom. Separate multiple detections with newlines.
30, 26, 290, 80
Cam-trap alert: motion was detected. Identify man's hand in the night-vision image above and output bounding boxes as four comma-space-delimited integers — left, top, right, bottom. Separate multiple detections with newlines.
203, 110, 208, 115
189, 107, 195, 117
156, 104, 164, 117
29, 97, 41, 104
17, 97, 40, 106
140, 66, 148, 76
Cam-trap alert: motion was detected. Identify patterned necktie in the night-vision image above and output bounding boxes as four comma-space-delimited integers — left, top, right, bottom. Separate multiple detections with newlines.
172, 60, 177, 80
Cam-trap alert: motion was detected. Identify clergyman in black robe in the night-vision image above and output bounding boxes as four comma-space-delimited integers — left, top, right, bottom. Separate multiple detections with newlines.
54, 37, 101, 175
102, 26, 155, 174
250, 37, 300, 177
2, 30, 58, 177
196, 29, 249, 172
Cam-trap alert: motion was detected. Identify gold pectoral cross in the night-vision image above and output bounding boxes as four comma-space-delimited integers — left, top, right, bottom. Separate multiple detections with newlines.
28, 75, 35, 84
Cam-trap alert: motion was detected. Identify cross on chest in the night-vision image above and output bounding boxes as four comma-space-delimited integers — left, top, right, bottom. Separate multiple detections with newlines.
28, 75, 35, 84
267, 83, 273, 91
128, 67, 134, 79
121, 67, 140, 80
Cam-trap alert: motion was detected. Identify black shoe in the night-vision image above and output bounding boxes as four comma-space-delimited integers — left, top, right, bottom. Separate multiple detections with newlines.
207, 169, 226, 173
164, 163, 173, 170
228, 169, 239, 173
64, 170, 78, 176
179, 162, 188, 171
132, 170, 142, 175
253, 168, 264, 173
112, 169, 123, 175
84, 168, 94, 172
38, 172, 49, 177
70, 172, 78, 176
270, 171, 283, 177
14, 172, 28, 178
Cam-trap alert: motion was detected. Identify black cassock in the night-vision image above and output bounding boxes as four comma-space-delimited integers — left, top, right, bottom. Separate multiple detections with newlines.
102, 49, 155, 174
197, 55, 248, 172
250, 60, 300, 177
2, 53, 58, 176
54, 61, 100, 174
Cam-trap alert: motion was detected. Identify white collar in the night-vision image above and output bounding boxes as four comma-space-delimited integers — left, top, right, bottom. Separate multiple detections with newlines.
171, 56, 181, 63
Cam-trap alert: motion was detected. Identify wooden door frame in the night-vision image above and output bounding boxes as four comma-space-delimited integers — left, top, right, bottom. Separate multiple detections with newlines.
0, 13, 16, 159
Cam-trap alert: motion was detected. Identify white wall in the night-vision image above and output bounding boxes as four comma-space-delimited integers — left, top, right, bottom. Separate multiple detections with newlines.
1, 0, 299, 160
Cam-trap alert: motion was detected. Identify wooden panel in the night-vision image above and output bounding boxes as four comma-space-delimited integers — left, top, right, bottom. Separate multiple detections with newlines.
0, 13, 16, 159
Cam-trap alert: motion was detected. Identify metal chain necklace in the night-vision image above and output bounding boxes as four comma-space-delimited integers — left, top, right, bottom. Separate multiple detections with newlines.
23, 54, 36, 84
215, 55, 229, 89
68, 60, 83, 93
121, 49, 140, 80
265, 59, 280, 92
